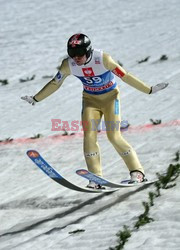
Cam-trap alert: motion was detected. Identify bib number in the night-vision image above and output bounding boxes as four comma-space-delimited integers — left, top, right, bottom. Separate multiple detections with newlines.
84, 77, 102, 84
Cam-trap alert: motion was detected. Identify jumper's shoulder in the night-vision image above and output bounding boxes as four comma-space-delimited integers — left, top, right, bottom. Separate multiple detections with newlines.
58, 57, 71, 76
102, 52, 126, 73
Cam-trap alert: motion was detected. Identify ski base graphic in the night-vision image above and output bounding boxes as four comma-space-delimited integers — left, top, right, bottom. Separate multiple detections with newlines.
76, 169, 158, 188
27, 150, 118, 193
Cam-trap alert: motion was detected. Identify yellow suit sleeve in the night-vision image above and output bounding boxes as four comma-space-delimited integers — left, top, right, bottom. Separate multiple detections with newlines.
103, 52, 151, 94
34, 58, 70, 102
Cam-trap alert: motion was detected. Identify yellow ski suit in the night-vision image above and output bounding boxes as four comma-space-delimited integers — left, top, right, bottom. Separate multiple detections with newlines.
34, 50, 151, 176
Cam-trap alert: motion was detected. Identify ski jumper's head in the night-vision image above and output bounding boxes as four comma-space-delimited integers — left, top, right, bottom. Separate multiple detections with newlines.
67, 33, 92, 65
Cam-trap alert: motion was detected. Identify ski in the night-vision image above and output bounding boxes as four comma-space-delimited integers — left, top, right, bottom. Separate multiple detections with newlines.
27, 150, 118, 193
76, 169, 159, 188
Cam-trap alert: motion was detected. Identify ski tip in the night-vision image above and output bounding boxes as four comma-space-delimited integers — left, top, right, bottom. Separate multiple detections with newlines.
27, 150, 40, 158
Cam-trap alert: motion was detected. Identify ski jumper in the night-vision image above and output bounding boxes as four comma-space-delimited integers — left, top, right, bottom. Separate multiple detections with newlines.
34, 49, 151, 176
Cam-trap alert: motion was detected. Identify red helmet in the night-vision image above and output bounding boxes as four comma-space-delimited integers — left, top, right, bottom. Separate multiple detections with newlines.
67, 33, 92, 58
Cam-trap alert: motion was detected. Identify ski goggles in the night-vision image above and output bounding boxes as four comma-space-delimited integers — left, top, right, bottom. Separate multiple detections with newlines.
67, 47, 87, 58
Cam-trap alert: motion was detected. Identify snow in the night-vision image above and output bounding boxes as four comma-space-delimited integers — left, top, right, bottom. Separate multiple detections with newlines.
0, 0, 180, 249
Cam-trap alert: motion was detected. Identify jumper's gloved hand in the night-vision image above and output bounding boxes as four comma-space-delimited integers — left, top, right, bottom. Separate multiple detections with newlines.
21, 96, 37, 105
150, 83, 169, 94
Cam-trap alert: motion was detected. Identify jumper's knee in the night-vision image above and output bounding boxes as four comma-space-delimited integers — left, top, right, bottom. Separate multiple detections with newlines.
84, 131, 97, 143
106, 132, 118, 144
106, 131, 125, 146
